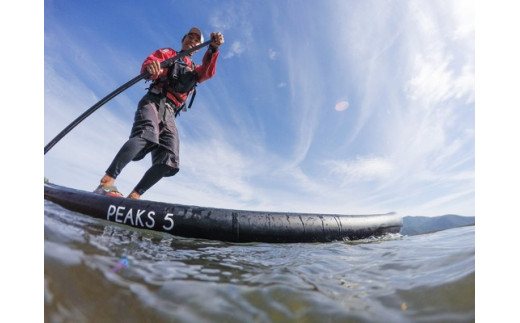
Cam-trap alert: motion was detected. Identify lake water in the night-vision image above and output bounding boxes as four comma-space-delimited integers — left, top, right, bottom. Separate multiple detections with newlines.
44, 200, 475, 322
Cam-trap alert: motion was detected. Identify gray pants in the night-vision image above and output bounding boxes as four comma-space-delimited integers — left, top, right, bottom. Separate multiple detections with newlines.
105, 93, 180, 195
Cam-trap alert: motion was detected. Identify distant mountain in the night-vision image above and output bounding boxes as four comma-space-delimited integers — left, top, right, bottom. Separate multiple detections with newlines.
400, 214, 475, 236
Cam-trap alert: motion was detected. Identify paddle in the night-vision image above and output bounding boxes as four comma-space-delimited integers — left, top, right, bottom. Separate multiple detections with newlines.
44, 39, 214, 155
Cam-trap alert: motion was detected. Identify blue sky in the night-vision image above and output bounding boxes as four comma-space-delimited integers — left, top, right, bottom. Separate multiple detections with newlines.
43, 0, 476, 217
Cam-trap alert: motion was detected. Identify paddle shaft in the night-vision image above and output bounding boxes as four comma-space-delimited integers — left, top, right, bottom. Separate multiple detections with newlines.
44, 39, 213, 155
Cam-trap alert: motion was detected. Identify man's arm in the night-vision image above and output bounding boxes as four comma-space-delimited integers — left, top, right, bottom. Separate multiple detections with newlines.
141, 48, 177, 80
195, 32, 224, 83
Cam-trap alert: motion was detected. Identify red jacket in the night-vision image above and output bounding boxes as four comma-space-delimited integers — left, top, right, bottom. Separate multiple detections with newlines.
141, 47, 219, 107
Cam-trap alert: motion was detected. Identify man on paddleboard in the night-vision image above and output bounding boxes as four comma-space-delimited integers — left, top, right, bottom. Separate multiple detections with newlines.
94, 27, 224, 199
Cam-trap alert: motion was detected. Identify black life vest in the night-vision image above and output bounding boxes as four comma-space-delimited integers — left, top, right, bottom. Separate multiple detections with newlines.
150, 58, 198, 117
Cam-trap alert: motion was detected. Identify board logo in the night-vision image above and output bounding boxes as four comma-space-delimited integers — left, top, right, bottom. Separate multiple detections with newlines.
106, 205, 175, 231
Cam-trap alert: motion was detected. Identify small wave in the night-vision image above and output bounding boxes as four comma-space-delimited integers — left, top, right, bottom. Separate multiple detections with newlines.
343, 232, 403, 244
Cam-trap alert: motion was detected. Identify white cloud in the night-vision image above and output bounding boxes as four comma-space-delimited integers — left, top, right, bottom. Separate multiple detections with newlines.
224, 40, 245, 59
210, 2, 254, 59
326, 156, 396, 183
405, 53, 474, 105
454, 64, 475, 104
209, 15, 233, 31
406, 53, 455, 103
181, 139, 256, 199
451, 0, 474, 40
268, 48, 277, 60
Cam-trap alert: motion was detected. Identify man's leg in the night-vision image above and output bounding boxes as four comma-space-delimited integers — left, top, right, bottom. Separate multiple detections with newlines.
98, 97, 161, 191
98, 136, 150, 188
127, 164, 179, 199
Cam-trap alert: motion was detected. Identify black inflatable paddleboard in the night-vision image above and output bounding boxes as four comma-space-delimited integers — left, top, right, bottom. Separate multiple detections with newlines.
44, 183, 402, 243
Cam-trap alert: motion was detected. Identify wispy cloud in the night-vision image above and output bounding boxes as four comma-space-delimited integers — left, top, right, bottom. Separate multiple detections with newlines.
209, 2, 254, 59
326, 156, 396, 184
268, 49, 277, 60
405, 52, 474, 104
224, 41, 246, 59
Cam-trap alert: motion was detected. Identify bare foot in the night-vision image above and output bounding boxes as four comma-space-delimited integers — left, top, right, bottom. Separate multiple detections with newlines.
100, 174, 115, 188
93, 175, 123, 197
128, 191, 141, 200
